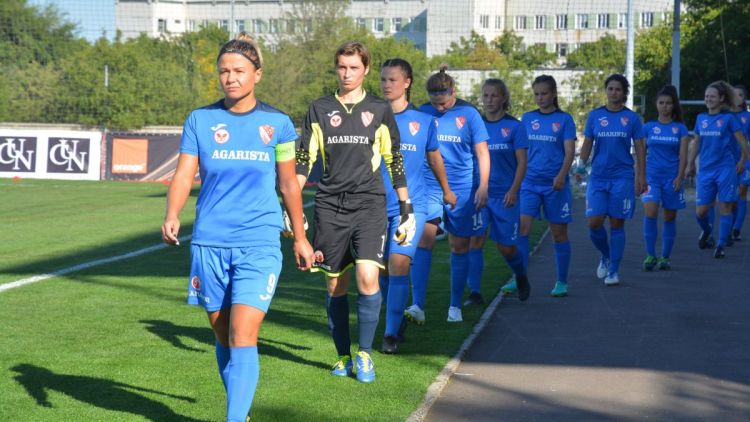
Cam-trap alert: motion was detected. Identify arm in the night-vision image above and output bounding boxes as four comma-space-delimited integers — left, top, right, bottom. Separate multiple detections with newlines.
686, 134, 700, 177
295, 104, 321, 190
278, 159, 314, 270
674, 135, 690, 191
735, 130, 750, 173
505, 148, 527, 207
579, 136, 593, 165
161, 153, 198, 245
379, 106, 409, 198
634, 138, 647, 195
473, 141, 490, 209
554, 140, 576, 191
427, 149, 456, 209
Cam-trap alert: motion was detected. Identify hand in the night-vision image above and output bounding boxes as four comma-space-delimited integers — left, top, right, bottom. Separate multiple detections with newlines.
503, 190, 517, 208
161, 217, 180, 246
394, 199, 416, 246
635, 175, 647, 196
282, 209, 308, 238
474, 186, 488, 209
293, 238, 315, 271
552, 174, 565, 191
737, 160, 745, 175
686, 164, 695, 178
443, 189, 457, 210
672, 177, 683, 192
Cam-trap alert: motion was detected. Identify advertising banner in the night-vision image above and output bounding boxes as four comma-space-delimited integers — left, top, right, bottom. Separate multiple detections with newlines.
104, 132, 184, 181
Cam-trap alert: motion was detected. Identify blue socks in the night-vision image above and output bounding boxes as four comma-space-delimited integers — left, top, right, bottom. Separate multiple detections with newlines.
643, 216, 657, 256
226, 346, 259, 422
662, 220, 676, 258
378, 274, 389, 303
215, 341, 230, 391
502, 250, 526, 277
385, 275, 409, 337
696, 214, 712, 234
467, 248, 483, 294
589, 226, 610, 259
718, 214, 732, 247
357, 292, 381, 353
609, 227, 625, 276
707, 206, 716, 230
327, 294, 350, 357
553, 241, 571, 284
450, 252, 469, 308
410, 247, 432, 309
517, 235, 530, 273
734, 201, 747, 231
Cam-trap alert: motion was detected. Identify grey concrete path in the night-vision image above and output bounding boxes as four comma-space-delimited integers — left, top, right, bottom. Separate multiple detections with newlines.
426, 199, 750, 421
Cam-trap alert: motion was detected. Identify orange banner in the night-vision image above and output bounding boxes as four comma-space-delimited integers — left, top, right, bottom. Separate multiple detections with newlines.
112, 138, 148, 174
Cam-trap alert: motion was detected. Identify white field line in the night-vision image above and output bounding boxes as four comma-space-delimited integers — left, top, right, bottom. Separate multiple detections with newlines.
0, 200, 316, 294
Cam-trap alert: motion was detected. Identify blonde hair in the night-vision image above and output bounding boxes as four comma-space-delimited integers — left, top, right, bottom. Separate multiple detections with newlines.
707, 80, 738, 110
217, 31, 263, 70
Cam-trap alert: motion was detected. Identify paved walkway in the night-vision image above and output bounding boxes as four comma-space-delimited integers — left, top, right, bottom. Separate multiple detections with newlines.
426, 199, 750, 421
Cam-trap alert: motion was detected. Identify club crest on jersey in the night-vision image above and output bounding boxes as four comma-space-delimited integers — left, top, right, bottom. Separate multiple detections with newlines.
599, 117, 609, 127
501, 127, 511, 138
672, 126, 679, 134
716, 119, 723, 128
742, 117, 748, 124
531, 120, 541, 130
701, 120, 708, 129
191, 276, 201, 290
552, 122, 561, 133
259, 125, 275, 144
212, 123, 230, 144
409, 121, 420, 136
620, 117, 629, 126
330, 114, 342, 127
361, 111, 374, 127
653, 126, 661, 135
455, 116, 466, 130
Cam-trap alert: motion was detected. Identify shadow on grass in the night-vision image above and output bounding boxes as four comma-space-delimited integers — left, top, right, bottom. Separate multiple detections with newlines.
139, 319, 329, 370
11, 363, 204, 422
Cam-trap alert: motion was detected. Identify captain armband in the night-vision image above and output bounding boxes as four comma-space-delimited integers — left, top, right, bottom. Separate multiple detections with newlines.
275, 141, 295, 162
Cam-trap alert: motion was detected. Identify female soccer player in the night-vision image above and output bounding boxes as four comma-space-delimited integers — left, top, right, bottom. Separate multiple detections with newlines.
295, 42, 414, 382
470, 78, 530, 301
731, 85, 750, 241
578, 74, 646, 286
378, 58, 455, 353
161, 33, 314, 422
687, 81, 750, 258
509, 75, 575, 297
416, 65, 490, 323
640, 86, 690, 270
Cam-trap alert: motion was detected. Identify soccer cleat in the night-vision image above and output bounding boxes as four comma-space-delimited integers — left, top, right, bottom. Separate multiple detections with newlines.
713, 246, 725, 259
463, 291, 484, 306
727, 236, 734, 247
404, 304, 425, 325
596, 258, 609, 279
447, 306, 463, 322
354, 351, 375, 383
604, 272, 620, 286
698, 231, 715, 249
550, 281, 568, 297
642, 255, 657, 271
516, 274, 531, 301
501, 278, 518, 295
330, 355, 353, 377
731, 229, 742, 241
381, 336, 399, 354
657, 257, 671, 270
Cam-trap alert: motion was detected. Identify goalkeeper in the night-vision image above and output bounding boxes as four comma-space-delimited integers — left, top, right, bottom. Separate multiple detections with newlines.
294, 41, 414, 384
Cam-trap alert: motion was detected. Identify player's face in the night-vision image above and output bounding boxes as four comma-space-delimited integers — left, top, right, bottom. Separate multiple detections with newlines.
704, 87, 722, 111
734, 88, 746, 107
336, 54, 368, 92
218, 53, 262, 101
656, 95, 674, 119
482, 85, 504, 115
380, 66, 410, 102
430, 92, 456, 114
533, 82, 556, 110
606, 80, 626, 105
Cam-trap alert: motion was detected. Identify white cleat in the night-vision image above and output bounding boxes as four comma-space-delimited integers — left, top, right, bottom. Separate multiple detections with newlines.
596, 258, 609, 279
404, 304, 426, 325
604, 272, 620, 286
447, 306, 463, 322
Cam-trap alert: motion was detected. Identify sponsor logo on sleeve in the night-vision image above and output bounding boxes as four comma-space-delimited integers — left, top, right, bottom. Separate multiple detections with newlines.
455, 116, 466, 130
47, 138, 89, 173
0, 137, 37, 172
259, 125, 275, 144
409, 121, 420, 136
361, 111, 374, 127
211, 123, 230, 144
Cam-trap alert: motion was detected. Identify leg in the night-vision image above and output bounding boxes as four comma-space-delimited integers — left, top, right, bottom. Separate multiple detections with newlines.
448, 234, 470, 310
643, 201, 659, 258
327, 272, 352, 359
467, 233, 487, 300
588, 215, 610, 270
409, 221, 438, 311
496, 242, 529, 301
549, 223, 570, 295
608, 217, 626, 278
207, 309, 231, 390
733, 185, 748, 239
224, 304, 266, 422
517, 214, 533, 273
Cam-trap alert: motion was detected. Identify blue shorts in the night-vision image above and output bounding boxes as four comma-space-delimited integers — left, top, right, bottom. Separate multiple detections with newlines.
486, 197, 519, 246
740, 164, 750, 187
585, 178, 635, 219
425, 188, 444, 223
641, 177, 686, 210
188, 244, 282, 313
696, 167, 738, 205
384, 212, 427, 259
444, 187, 479, 237
520, 182, 573, 224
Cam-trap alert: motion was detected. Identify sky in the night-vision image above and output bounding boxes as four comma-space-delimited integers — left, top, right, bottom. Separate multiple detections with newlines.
27, 0, 116, 42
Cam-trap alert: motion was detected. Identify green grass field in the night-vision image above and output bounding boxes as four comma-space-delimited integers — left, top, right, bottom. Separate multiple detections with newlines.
0, 179, 544, 421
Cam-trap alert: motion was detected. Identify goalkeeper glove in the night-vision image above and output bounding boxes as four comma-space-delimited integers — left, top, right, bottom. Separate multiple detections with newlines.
394, 199, 416, 246
282, 209, 308, 238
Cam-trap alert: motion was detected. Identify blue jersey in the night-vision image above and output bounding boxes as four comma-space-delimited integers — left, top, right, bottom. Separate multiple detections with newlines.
381, 105, 438, 217
693, 111, 742, 172
643, 121, 688, 181
736, 110, 750, 168
521, 109, 577, 185
180, 100, 297, 248
484, 115, 528, 197
584, 107, 644, 181
420, 99, 489, 190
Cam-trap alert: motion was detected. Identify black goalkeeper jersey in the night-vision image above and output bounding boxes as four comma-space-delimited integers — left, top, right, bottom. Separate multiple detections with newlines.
296, 91, 407, 195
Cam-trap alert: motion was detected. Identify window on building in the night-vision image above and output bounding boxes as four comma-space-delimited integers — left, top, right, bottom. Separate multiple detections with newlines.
556, 43, 568, 57
252, 19, 263, 33
373, 17, 384, 32
187, 20, 195, 31
618, 13, 627, 28
287, 19, 296, 33
355, 17, 366, 29
157, 18, 167, 33
480, 15, 489, 29
663, 12, 672, 23
514, 16, 527, 30
641, 12, 653, 27
236, 20, 245, 32
556, 14, 567, 30
597, 14, 609, 28
269, 18, 279, 33
576, 14, 589, 29
535, 15, 546, 30
201, 19, 208, 29
495, 15, 502, 29
219, 20, 228, 31
392, 17, 402, 32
